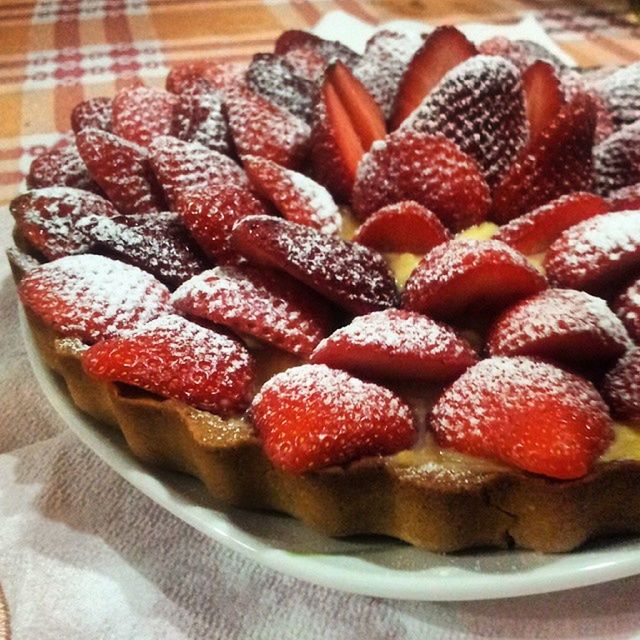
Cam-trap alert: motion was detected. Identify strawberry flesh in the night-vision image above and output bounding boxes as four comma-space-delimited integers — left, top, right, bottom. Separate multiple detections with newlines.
522, 60, 565, 144
614, 278, 640, 343
608, 182, 640, 211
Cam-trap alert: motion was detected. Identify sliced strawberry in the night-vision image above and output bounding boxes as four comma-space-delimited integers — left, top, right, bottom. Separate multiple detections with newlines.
522, 61, 565, 144
243, 155, 340, 235
231, 215, 399, 314
165, 59, 245, 95
478, 36, 566, 73
148, 136, 247, 208
27, 142, 100, 193
614, 278, 640, 343
602, 347, 640, 424
82, 314, 254, 415
112, 86, 178, 148
309, 309, 477, 382
390, 26, 477, 129
544, 210, 640, 294
592, 61, 640, 129
402, 239, 546, 321
351, 130, 491, 231
430, 356, 613, 479
309, 61, 386, 200
487, 289, 632, 366
224, 86, 310, 169
608, 182, 640, 211
352, 201, 451, 254
172, 265, 333, 356
491, 92, 597, 223
594, 121, 640, 195
18, 254, 171, 343
10, 187, 119, 260
76, 128, 164, 214
71, 96, 113, 133
251, 364, 415, 473
494, 192, 610, 255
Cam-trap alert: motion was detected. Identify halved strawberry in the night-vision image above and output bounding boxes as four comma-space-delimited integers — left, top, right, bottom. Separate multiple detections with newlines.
76, 128, 164, 214
243, 155, 340, 235
11, 187, 118, 260
487, 289, 632, 365
478, 36, 566, 73
27, 142, 100, 193
82, 314, 255, 415
602, 347, 640, 424
493, 192, 610, 255
309, 309, 477, 381
309, 61, 386, 201
165, 59, 245, 95
614, 278, 640, 343
591, 61, 640, 129
251, 364, 415, 473
608, 183, 640, 211
522, 61, 565, 144
18, 254, 171, 343
430, 356, 613, 479
491, 92, 597, 224
71, 96, 113, 133
351, 130, 491, 231
231, 215, 399, 314
390, 26, 477, 129
172, 265, 333, 356
544, 210, 640, 294
352, 201, 451, 254
594, 121, 640, 195
402, 239, 546, 321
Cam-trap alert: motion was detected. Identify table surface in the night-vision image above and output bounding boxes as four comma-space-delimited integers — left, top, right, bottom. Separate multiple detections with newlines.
2, 1, 640, 639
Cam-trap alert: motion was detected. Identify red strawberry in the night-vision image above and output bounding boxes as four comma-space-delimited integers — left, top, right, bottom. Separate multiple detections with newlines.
243, 155, 340, 235
351, 130, 491, 231
522, 61, 565, 144
172, 265, 333, 356
27, 142, 100, 193
18, 254, 171, 343
251, 364, 415, 473
614, 278, 640, 343
591, 61, 640, 129
76, 128, 164, 214
608, 182, 640, 211
487, 289, 632, 365
82, 314, 255, 415
430, 356, 613, 479
602, 347, 640, 424
10, 187, 118, 260
594, 121, 640, 195
231, 215, 399, 314
309, 61, 386, 200
165, 59, 245, 95
493, 192, 610, 255
492, 92, 597, 223
390, 26, 477, 129
402, 55, 527, 187
309, 309, 477, 381
544, 210, 640, 294
478, 36, 566, 73
71, 96, 113, 133
352, 201, 451, 254
402, 239, 546, 321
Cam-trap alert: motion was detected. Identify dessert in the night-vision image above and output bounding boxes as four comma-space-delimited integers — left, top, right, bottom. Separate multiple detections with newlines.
8, 25, 640, 553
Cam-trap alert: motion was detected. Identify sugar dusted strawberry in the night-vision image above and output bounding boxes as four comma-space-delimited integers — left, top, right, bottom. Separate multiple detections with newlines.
165, 59, 245, 95
614, 279, 640, 343
602, 348, 640, 424
27, 142, 100, 193
478, 37, 566, 73
402, 239, 546, 321
430, 357, 613, 479
71, 96, 113, 133
390, 26, 477, 129
19, 254, 171, 343
76, 128, 164, 214
310, 309, 477, 382
591, 61, 640, 129
243, 155, 340, 235
594, 121, 640, 195
494, 192, 610, 255
522, 61, 564, 144
545, 210, 640, 294
608, 183, 640, 211
83, 314, 255, 415
352, 131, 491, 231
251, 364, 415, 473
172, 265, 333, 356
488, 289, 632, 365
231, 215, 399, 314
352, 201, 451, 254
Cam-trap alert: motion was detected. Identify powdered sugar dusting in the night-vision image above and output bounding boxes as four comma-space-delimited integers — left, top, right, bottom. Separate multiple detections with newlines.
594, 120, 640, 195
603, 347, 640, 423
27, 142, 99, 193
614, 278, 640, 343
592, 61, 640, 129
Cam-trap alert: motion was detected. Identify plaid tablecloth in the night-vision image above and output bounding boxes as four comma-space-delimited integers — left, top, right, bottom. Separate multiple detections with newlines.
2, 2, 640, 639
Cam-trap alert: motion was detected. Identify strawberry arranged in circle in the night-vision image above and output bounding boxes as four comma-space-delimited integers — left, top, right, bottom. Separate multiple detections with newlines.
243, 155, 340, 235
602, 347, 640, 424
309, 309, 477, 382
231, 215, 399, 314
352, 200, 451, 254
71, 96, 113, 133
614, 278, 640, 343
494, 192, 610, 255
27, 142, 100, 193
82, 314, 255, 415
593, 121, 640, 195
351, 130, 491, 231
165, 59, 245, 95
251, 364, 415, 473
18, 254, 172, 343
172, 265, 333, 356
76, 128, 164, 214
402, 239, 546, 321
430, 356, 614, 479
487, 289, 632, 366
522, 60, 565, 144
607, 182, 640, 211
591, 61, 640, 129
544, 210, 640, 294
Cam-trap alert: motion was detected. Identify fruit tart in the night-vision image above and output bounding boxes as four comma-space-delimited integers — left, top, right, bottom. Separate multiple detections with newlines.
8, 26, 640, 553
